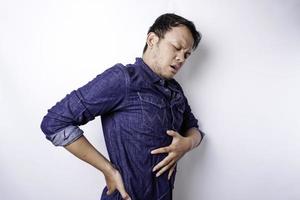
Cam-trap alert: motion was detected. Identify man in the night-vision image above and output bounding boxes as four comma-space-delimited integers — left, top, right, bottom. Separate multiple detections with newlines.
40, 13, 205, 200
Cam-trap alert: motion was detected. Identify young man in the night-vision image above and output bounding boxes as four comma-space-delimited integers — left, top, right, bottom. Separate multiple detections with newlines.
41, 13, 205, 200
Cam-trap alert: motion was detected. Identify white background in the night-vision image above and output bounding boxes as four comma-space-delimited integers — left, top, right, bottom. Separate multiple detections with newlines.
1, 0, 300, 199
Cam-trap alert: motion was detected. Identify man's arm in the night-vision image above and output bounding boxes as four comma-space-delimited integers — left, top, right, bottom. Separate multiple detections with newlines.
40, 65, 131, 198
64, 136, 131, 199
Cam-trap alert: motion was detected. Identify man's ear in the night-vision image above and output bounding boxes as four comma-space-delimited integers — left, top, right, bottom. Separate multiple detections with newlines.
146, 32, 159, 49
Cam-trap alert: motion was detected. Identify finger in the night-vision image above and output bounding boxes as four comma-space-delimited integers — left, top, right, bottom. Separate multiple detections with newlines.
106, 187, 116, 195
123, 196, 132, 200
168, 163, 177, 180
152, 155, 173, 172
117, 182, 131, 200
166, 130, 178, 137
120, 191, 131, 200
156, 159, 176, 177
151, 146, 170, 154
119, 190, 131, 200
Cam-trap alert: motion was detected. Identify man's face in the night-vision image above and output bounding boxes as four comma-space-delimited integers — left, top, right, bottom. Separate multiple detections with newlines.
148, 25, 194, 80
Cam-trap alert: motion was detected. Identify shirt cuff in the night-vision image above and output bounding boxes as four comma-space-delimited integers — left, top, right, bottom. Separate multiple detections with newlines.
199, 129, 205, 140
196, 128, 205, 146
45, 125, 84, 146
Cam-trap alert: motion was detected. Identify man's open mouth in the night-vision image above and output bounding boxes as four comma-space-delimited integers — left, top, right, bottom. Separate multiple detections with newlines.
170, 65, 176, 70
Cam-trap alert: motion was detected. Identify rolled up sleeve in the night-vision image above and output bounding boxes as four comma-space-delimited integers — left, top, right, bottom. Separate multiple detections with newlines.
40, 64, 128, 146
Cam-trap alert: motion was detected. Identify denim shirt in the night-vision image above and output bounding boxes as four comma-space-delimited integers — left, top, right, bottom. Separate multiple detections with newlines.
40, 57, 204, 200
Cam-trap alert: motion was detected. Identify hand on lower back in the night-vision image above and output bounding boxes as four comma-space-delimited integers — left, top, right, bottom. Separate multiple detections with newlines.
104, 167, 131, 200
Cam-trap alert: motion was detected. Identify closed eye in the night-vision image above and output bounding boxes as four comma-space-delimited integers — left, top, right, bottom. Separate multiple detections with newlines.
172, 44, 181, 51
185, 52, 191, 59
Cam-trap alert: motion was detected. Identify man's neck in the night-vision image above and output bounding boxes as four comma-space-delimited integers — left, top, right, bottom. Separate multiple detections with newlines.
142, 53, 164, 79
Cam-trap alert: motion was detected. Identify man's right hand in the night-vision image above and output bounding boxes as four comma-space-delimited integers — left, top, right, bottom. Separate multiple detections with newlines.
104, 167, 131, 200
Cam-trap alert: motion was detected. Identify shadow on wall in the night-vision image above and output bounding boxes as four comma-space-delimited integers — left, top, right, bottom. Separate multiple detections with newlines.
174, 140, 208, 199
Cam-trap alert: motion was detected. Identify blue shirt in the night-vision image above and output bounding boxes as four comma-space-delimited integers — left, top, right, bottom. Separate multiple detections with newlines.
40, 57, 204, 200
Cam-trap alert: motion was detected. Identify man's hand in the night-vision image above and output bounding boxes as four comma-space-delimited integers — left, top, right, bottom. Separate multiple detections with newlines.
151, 130, 194, 179
104, 167, 131, 200
64, 136, 131, 200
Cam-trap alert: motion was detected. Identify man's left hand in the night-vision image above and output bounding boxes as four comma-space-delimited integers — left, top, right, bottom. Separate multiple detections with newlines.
151, 130, 193, 179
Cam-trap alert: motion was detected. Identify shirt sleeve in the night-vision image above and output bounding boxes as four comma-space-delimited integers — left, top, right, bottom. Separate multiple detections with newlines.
40, 64, 128, 146
181, 97, 205, 141
180, 93, 205, 143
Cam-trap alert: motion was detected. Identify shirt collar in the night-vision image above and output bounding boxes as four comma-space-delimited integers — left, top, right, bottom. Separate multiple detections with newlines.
135, 57, 167, 86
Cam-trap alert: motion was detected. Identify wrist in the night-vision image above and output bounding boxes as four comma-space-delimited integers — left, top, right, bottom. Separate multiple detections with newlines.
184, 128, 202, 150
102, 161, 116, 176
185, 137, 195, 151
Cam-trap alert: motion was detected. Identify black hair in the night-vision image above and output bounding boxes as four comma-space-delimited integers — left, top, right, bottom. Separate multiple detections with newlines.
143, 13, 202, 53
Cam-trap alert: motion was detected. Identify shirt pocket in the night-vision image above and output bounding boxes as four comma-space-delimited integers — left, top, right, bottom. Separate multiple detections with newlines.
138, 92, 167, 135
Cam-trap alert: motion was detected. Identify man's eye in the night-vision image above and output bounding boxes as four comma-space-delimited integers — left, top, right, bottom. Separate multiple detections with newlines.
173, 45, 180, 51
185, 53, 191, 59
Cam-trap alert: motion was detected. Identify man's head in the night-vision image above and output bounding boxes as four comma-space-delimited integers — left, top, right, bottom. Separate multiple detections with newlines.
142, 13, 201, 80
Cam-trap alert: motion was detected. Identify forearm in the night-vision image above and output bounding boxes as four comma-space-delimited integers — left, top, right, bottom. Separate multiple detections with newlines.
64, 135, 114, 175
184, 127, 203, 150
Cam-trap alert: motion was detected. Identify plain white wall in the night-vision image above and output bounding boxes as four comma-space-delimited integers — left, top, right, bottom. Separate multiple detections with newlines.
1, 0, 299, 199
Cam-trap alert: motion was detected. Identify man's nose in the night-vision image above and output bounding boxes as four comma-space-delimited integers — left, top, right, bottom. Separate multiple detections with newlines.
176, 51, 185, 63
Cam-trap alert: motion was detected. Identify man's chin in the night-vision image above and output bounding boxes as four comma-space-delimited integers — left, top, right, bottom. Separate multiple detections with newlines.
163, 74, 175, 80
